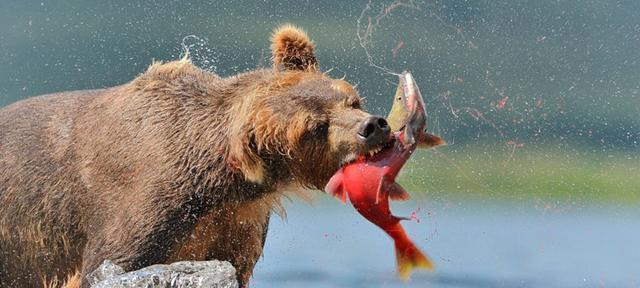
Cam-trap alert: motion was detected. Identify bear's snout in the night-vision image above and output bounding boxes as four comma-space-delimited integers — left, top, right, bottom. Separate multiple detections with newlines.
357, 115, 391, 147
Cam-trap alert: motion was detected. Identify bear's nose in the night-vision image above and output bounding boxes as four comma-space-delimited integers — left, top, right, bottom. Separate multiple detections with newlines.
357, 116, 391, 145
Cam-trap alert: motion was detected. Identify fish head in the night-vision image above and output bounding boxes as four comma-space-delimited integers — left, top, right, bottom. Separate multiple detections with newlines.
400, 71, 426, 119
400, 71, 427, 146
389, 71, 445, 149
386, 82, 410, 132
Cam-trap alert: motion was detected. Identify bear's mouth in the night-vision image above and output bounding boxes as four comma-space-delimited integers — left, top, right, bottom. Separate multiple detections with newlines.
340, 137, 396, 166
364, 137, 395, 159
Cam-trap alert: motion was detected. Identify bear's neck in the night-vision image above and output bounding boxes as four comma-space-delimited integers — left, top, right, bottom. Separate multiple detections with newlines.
127, 62, 293, 207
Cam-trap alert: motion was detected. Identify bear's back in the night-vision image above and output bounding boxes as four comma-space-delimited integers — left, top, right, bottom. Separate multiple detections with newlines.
0, 90, 104, 287
0, 89, 107, 182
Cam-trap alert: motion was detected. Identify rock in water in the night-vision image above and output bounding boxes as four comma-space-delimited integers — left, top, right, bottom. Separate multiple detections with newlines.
88, 260, 239, 288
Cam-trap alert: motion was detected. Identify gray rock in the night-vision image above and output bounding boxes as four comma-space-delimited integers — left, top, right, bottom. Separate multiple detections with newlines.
87, 260, 126, 284
88, 260, 238, 288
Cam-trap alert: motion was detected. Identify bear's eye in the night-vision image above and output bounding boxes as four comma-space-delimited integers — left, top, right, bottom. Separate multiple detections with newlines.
310, 122, 329, 138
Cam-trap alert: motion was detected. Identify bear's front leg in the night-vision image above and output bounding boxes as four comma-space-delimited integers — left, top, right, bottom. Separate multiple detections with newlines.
211, 211, 271, 287
167, 200, 273, 287
77, 204, 199, 287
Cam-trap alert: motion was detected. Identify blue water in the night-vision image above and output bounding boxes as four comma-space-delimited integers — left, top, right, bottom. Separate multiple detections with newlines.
252, 198, 640, 288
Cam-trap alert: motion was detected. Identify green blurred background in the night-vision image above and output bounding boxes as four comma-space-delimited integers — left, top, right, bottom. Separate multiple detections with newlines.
1, 0, 638, 203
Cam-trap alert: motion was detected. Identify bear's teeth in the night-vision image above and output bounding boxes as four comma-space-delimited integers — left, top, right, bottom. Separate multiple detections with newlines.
368, 147, 382, 157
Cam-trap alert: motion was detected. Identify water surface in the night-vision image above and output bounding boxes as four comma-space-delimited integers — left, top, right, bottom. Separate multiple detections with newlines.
253, 198, 640, 288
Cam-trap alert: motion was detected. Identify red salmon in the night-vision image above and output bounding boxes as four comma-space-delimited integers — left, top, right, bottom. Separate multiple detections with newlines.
325, 71, 444, 280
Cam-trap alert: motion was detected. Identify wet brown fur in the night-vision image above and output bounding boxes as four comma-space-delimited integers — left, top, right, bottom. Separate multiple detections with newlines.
0, 25, 384, 287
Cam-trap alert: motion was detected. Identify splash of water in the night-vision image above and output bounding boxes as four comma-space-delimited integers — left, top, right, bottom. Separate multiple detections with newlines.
356, 0, 526, 168
179, 35, 219, 72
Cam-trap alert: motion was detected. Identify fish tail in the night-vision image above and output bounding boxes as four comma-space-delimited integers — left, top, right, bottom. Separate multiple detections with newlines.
393, 228, 434, 281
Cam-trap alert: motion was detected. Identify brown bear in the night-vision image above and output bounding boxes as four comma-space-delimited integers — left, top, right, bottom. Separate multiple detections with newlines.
0, 25, 392, 288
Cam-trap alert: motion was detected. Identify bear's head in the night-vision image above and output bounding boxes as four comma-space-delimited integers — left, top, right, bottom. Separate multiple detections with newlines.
228, 24, 391, 189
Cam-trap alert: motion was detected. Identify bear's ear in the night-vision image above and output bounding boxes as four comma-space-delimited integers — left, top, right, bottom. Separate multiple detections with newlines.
271, 24, 318, 72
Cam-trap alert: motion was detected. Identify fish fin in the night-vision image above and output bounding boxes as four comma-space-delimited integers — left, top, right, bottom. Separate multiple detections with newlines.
416, 132, 446, 149
324, 170, 347, 203
395, 233, 434, 281
395, 215, 411, 221
387, 182, 410, 201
